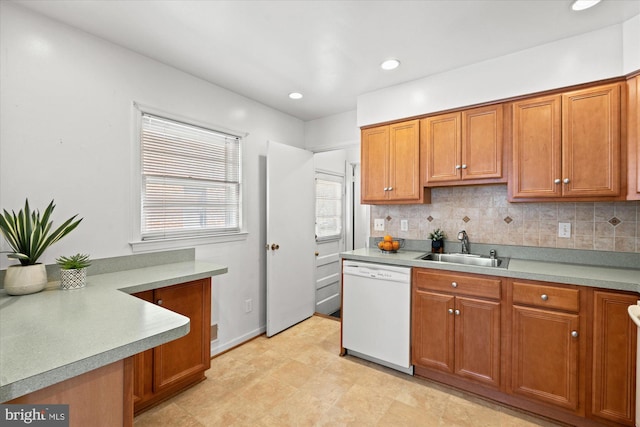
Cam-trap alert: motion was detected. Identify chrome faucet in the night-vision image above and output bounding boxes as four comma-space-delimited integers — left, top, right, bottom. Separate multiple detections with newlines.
457, 230, 469, 254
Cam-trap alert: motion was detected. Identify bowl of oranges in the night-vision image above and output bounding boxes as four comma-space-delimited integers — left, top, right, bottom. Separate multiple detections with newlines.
374, 235, 405, 253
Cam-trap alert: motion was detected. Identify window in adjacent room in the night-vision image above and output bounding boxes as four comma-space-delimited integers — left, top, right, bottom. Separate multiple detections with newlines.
139, 112, 242, 241
315, 172, 344, 241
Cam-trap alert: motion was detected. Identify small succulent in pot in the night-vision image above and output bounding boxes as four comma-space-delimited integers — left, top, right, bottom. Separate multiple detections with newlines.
56, 253, 91, 270
56, 253, 91, 290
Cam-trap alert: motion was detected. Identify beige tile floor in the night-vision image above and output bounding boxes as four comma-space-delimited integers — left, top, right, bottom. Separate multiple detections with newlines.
134, 315, 564, 426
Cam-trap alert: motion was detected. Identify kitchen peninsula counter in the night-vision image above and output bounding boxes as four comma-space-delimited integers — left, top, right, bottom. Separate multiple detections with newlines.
0, 260, 227, 403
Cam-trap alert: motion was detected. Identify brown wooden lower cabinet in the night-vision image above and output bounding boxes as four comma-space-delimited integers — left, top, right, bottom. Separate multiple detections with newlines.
132, 278, 211, 415
412, 269, 502, 389
412, 270, 637, 427
591, 290, 637, 426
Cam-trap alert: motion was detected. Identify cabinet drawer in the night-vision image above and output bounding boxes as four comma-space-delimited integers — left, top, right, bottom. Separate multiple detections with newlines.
512, 281, 579, 312
413, 269, 501, 300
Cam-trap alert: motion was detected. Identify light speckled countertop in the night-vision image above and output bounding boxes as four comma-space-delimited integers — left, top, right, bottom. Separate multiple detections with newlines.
0, 260, 227, 402
341, 248, 640, 294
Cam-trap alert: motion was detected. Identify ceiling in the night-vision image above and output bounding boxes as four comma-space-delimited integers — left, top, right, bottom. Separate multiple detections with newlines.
14, 0, 640, 121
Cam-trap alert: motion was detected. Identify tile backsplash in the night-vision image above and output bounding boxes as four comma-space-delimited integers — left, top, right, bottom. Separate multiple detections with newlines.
370, 185, 639, 253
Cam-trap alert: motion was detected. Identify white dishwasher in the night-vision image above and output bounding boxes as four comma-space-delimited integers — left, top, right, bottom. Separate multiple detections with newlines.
342, 260, 413, 375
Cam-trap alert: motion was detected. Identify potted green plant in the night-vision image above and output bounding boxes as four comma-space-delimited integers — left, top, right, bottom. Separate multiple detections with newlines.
428, 228, 447, 253
56, 253, 91, 290
0, 199, 82, 295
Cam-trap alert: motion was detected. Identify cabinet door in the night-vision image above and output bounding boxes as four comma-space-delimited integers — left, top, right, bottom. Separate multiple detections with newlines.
461, 104, 503, 180
511, 95, 562, 199
153, 279, 211, 393
361, 126, 389, 202
131, 290, 154, 405
512, 305, 580, 411
422, 113, 461, 184
455, 297, 501, 388
562, 83, 621, 197
591, 291, 637, 425
412, 289, 455, 373
627, 76, 640, 199
388, 120, 421, 200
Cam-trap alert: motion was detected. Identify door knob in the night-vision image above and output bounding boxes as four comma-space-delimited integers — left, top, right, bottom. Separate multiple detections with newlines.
271, 243, 280, 250
315, 251, 319, 256
563, 178, 570, 184
156, 299, 163, 306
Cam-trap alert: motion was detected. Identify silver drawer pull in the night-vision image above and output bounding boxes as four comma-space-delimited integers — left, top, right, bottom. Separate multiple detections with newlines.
571, 331, 579, 338
454, 309, 461, 316
448, 308, 454, 314
541, 294, 548, 301
451, 282, 458, 288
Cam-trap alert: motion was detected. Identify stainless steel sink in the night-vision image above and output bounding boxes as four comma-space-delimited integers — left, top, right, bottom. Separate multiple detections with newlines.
419, 253, 509, 268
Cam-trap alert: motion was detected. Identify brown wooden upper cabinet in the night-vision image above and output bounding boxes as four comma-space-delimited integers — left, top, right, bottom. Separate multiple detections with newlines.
628, 75, 640, 200
510, 83, 622, 201
421, 104, 504, 186
361, 120, 428, 204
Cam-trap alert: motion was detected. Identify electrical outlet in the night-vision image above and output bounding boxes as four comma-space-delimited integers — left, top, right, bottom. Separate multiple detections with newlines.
400, 219, 408, 231
245, 298, 253, 313
558, 222, 571, 238
374, 218, 385, 231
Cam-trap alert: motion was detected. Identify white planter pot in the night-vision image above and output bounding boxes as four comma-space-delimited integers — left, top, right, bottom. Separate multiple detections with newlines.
3, 264, 48, 295
60, 268, 87, 290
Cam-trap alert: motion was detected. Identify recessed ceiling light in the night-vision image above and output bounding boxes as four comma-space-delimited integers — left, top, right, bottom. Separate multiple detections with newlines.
289, 92, 303, 100
381, 59, 400, 71
571, 0, 601, 11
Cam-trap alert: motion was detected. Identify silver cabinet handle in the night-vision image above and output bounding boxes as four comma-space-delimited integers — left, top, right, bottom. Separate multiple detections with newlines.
448, 308, 454, 314
461, 164, 467, 169
454, 309, 461, 316
571, 331, 579, 338
563, 178, 570, 184
383, 187, 388, 191
451, 281, 458, 288
541, 294, 548, 301
156, 299, 163, 306
387, 186, 393, 191
554, 179, 561, 184
455, 165, 462, 170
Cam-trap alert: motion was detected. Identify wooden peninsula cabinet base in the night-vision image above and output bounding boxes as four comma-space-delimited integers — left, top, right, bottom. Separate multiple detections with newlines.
8, 358, 134, 427
132, 278, 212, 415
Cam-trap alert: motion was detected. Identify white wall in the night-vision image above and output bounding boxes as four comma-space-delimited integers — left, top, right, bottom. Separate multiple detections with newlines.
304, 110, 359, 152
0, 2, 304, 353
623, 14, 640, 74
357, 20, 638, 126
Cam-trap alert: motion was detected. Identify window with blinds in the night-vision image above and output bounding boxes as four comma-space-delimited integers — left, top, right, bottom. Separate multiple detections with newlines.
315, 173, 343, 240
140, 113, 242, 240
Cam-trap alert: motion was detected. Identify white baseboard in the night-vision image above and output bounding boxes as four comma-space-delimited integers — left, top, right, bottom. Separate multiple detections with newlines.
210, 325, 266, 357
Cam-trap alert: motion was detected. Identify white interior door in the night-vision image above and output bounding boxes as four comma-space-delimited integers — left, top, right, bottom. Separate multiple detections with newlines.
266, 141, 315, 337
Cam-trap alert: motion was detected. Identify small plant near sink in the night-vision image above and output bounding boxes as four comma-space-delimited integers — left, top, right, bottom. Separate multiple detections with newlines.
56, 253, 91, 290
428, 228, 447, 253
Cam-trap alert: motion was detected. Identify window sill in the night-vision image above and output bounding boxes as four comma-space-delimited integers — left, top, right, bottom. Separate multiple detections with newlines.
130, 232, 248, 253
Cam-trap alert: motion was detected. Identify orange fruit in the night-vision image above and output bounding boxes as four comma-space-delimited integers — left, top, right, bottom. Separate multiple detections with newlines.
392, 241, 400, 251
383, 241, 393, 251
377, 241, 385, 249
383, 235, 393, 242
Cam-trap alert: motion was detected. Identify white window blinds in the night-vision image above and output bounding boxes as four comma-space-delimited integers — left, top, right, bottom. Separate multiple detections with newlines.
315, 173, 343, 240
140, 113, 241, 240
